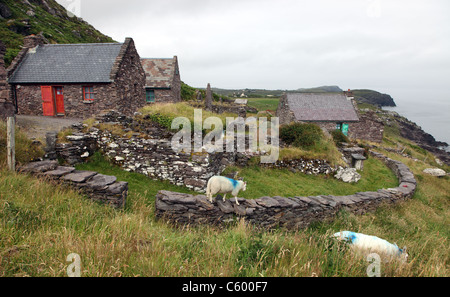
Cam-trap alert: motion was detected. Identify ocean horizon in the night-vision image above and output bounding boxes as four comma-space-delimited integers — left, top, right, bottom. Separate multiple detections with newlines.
381, 88, 450, 152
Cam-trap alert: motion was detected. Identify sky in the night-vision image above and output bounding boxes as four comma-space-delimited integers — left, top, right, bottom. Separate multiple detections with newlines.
55, 0, 450, 92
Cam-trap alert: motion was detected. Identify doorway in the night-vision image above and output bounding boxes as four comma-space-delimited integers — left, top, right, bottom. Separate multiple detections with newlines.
41, 86, 65, 116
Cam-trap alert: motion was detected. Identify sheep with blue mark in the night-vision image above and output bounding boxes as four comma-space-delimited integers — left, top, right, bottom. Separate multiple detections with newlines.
333, 231, 408, 263
206, 176, 247, 205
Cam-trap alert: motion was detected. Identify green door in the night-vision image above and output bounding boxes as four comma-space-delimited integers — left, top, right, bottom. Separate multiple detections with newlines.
342, 123, 349, 136
146, 90, 155, 103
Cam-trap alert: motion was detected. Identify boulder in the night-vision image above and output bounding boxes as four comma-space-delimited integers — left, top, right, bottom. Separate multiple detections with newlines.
334, 167, 361, 183
423, 168, 446, 177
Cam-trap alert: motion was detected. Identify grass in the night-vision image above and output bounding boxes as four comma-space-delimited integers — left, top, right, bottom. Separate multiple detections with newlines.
223, 157, 398, 199
0, 121, 44, 165
246, 97, 280, 112
140, 102, 238, 127
0, 111, 449, 277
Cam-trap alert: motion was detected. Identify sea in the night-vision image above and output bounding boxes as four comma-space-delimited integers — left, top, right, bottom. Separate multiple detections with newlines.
381, 88, 450, 152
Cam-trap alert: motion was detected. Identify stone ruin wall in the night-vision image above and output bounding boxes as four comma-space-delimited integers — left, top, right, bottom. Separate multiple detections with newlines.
50, 111, 336, 193
155, 151, 416, 230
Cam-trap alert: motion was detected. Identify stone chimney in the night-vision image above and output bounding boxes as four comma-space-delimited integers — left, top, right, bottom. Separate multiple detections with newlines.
23, 34, 45, 49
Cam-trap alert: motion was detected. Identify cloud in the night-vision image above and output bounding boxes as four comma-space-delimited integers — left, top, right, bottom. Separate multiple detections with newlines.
56, 0, 450, 91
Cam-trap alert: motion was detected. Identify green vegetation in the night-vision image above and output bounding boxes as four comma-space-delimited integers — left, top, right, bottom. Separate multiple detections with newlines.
0, 121, 44, 165
180, 82, 197, 101
280, 122, 324, 149
352, 89, 396, 107
247, 97, 280, 112
139, 102, 238, 129
223, 157, 398, 199
0, 0, 114, 66
0, 148, 448, 276
0, 115, 449, 276
331, 129, 350, 147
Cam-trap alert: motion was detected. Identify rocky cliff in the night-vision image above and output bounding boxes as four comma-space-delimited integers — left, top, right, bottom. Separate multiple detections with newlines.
0, 0, 114, 66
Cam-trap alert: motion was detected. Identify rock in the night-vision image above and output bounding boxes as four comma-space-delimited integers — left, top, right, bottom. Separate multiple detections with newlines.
43, 166, 75, 178
423, 168, 446, 177
334, 167, 361, 183
19, 160, 58, 174
62, 170, 97, 183
84, 174, 117, 189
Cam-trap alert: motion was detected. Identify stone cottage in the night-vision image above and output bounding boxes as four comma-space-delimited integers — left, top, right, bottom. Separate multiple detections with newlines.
141, 57, 181, 103
7, 35, 146, 118
277, 92, 360, 135
277, 92, 384, 143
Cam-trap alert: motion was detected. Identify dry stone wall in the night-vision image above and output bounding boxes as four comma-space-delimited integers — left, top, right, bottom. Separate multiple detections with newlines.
155, 150, 416, 229
18, 160, 128, 208
51, 111, 336, 193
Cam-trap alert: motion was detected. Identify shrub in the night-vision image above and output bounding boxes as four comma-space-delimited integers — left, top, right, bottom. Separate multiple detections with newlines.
331, 129, 349, 147
280, 122, 323, 149
180, 82, 197, 101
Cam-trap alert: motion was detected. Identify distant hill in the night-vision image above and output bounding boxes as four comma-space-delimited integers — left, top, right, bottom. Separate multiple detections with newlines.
0, 0, 115, 66
211, 85, 343, 98
296, 85, 343, 93
352, 89, 396, 107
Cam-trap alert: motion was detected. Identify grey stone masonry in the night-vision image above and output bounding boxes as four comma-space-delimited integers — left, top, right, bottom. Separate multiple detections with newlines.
18, 160, 127, 208
155, 150, 416, 229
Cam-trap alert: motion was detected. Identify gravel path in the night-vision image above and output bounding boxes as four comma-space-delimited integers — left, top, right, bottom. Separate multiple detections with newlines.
15, 115, 84, 140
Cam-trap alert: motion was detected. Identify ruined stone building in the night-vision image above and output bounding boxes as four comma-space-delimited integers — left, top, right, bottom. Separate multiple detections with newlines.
141, 57, 181, 103
7, 35, 146, 118
277, 92, 384, 143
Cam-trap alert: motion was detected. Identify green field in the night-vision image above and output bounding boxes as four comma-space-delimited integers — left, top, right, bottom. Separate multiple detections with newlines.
247, 97, 280, 112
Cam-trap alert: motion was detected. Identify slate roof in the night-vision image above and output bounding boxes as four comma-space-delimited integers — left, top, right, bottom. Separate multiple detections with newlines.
8, 43, 123, 84
141, 58, 176, 89
287, 93, 359, 122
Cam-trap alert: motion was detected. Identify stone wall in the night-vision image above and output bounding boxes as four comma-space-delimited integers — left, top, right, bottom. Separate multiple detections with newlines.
349, 111, 384, 143
0, 41, 14, 119
18, 160, 128, 208
52, 110, 337, 192
111, 38, 147, 116
155, 150, 416, 229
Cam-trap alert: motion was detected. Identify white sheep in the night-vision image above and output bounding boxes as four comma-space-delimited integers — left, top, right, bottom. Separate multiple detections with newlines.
206, 176, 247, 205
333, 231, 408, 262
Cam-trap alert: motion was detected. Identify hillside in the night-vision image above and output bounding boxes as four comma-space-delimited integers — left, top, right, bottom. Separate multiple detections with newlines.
0, 0, 115, 66
352, 89, 396, 107
212, 86, 397, 107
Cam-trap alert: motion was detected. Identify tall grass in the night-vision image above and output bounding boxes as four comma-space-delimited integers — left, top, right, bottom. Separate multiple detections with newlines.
0, 118, 448, 277
0, 121, 44, 165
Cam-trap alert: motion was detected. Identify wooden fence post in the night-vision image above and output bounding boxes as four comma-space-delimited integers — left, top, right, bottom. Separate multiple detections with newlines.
7, 116, 15, 171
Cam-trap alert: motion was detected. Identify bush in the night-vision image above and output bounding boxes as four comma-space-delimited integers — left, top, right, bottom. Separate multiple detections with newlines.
330, 130, 349, 147
280, 122, 323, 149
180, 82, 197, 101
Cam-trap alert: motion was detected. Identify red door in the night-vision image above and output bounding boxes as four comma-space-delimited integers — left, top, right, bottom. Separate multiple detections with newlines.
41, 86, 55, 116
54, 86, 65, 115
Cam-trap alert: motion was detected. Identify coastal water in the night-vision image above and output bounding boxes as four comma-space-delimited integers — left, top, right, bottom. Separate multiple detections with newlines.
381, 88, 450, 152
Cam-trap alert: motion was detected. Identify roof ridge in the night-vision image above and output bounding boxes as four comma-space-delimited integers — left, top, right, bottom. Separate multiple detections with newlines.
41, 43, 123, 47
